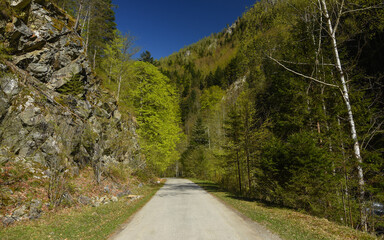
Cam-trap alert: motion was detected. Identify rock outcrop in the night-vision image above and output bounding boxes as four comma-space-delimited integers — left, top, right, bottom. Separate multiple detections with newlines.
0, 0, 142, 183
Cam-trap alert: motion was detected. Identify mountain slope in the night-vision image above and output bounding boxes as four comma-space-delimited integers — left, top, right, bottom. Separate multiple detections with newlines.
162, 0, 384, 234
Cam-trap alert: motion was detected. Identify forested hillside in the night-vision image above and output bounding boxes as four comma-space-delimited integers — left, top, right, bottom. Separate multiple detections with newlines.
159, 0, 384, 234
1, 0, 383, 237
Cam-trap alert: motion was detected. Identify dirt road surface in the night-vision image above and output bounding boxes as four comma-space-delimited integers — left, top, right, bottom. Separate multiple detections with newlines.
111, 178, 281, 240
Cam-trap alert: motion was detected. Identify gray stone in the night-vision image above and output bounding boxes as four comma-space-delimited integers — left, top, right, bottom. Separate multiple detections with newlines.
0, 97, 9, 119
78, 195, 92, 205
28, 199, 42, 220
27, 63, 50, 81
94, 107, 110, 118
111, 196, 118, 202
0, 63, 7, 71
20, 38, 46, 52
10, 0, 32, 10
9, 18, 33, 43
113, 110, 122, 121
61, 192, 73, 206
19, 106, 39, 126
33, 151, 45, 164
117, 189, 132, 198
1, 75, 20, 98
100, 196, 109, 204
30, 199, 42, 209
49, 61, 82, 89
2, 216, 15, 226
40, 136, 60, 155
12, 205, 27, 218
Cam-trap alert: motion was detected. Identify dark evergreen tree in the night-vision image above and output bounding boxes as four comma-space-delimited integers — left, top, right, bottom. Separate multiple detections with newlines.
139, 50, 154, 64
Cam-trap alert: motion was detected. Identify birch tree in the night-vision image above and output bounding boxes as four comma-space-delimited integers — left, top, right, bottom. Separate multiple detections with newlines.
267, 0, 383, 230
102, 30, 139, 102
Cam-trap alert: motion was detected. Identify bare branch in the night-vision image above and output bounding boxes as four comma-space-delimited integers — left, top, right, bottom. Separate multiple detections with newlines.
362, 120, 384, 149
342, 4, 384, 15
277, 59, 334, 66
333, 0, 345, 35
266, 55, 339, 88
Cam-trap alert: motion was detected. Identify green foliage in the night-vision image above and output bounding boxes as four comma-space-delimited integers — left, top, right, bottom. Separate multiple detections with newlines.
0, 42, 11, 64
107, 162, 131, 183
174, 0, 384, 233
131, 62, 182, 174
139, 50, 154, 64
56, 73, 84, 97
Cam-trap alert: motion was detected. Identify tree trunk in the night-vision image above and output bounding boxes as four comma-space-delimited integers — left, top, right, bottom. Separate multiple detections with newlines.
85, 7, 91, 53
74, 1, 83, 31
117, 74, 122, 102
93, 48, 97, 70
236, 150, 242, 195
320, 0, 366, 230
80, 6, 89, 31
244, 110, 252, 195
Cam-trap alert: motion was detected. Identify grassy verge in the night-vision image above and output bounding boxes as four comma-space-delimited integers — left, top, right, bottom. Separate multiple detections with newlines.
192, 179, 379, 240
0, 183, 162, 240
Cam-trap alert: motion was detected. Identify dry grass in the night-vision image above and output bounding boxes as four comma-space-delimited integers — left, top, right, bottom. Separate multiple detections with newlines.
0, 183, 162, 240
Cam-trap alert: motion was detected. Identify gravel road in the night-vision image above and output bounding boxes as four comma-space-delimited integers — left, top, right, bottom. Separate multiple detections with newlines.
110, 178, 281, 240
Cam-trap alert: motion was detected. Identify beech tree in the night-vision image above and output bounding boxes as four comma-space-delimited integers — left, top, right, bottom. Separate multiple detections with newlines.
132, 62, 182, 174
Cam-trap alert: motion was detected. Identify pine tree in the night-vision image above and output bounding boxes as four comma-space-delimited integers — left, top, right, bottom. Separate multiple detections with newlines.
224, 106, 243, 195
139, 50, 154, 64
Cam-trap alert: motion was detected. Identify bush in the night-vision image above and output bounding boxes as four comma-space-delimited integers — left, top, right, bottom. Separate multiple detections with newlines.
57, 73, 85, 97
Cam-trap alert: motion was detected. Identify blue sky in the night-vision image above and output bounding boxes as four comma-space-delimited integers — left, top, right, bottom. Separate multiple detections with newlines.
112, 0, 255, 60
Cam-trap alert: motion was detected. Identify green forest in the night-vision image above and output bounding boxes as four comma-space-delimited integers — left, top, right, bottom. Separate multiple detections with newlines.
157, 0, 384, 233
56, 0, 384, 233
2, 0, 383, 236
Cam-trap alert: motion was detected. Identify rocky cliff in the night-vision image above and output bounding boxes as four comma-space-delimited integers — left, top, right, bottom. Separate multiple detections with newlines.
0, 0, 143, 223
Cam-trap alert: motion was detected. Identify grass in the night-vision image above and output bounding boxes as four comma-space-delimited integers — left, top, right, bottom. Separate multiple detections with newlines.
0, 183, 162, 240
192, 179, 380, 240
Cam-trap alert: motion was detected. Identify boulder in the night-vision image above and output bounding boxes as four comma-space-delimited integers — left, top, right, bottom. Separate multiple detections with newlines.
12, 205, 27, 219
117, 189, 132, 198
0, 63, 7, 71
127, 195, 142, 200
100, 196, 109, 204
2, 216, 15, 226
8, 18, 33, 44
1, 74, 20, 98
10, 0, 32, 10
27, 63, 51, 81
78, 195, 92, 205
28, 199, 42, 220
49, 61, 82, 89
113, 110, 122, 121
111, 196, 118, 202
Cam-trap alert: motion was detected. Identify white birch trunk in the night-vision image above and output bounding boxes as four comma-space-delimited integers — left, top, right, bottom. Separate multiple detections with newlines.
74, 1, 83, 31
85, 7, 91, 53
93, 48, 97, 70
117, 74, 122, 102
320, 0, 366, 230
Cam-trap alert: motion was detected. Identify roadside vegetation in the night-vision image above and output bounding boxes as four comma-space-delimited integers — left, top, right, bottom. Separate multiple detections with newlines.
193, 179, 380, 240
0, 183, 162, 240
